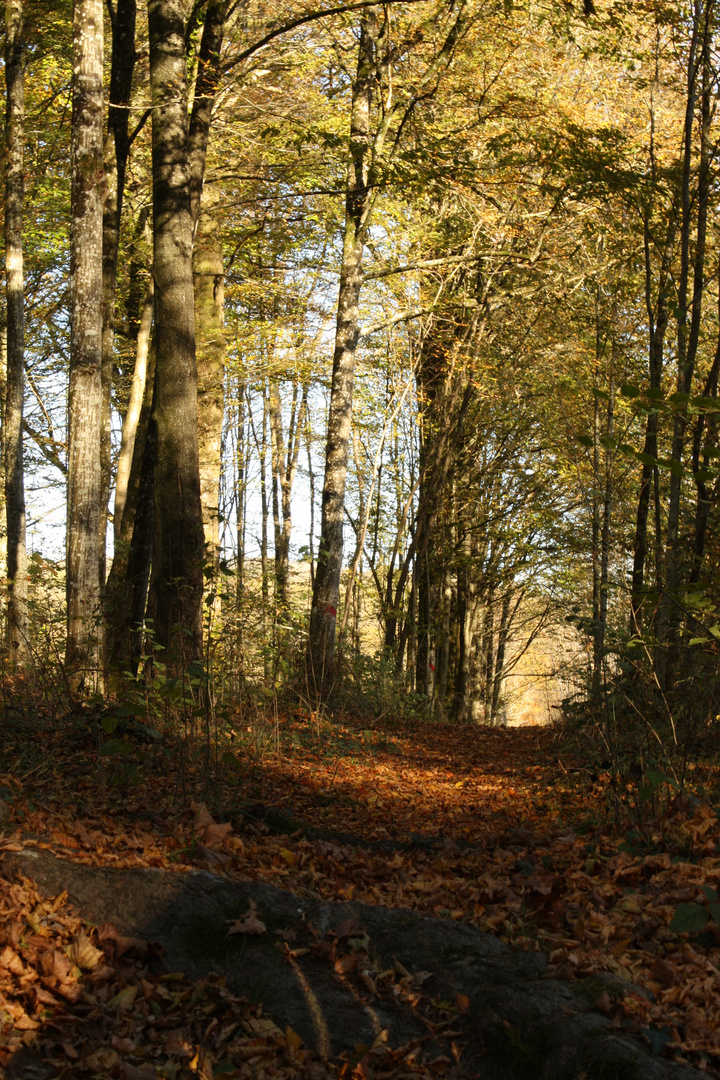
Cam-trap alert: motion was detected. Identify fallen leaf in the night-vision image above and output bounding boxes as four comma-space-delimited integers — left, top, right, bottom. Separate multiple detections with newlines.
227, 903, 267, 936
107, 984, 139, 1009
0, 946, 24, 975
111, 1035, 136, 1053
66, 930, 104, 971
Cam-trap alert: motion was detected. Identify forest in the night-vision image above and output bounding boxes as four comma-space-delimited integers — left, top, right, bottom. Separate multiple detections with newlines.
0, 0, 720, 1077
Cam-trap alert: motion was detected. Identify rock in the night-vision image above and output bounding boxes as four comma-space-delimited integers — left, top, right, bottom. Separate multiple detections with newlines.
2, 848, 703, 1079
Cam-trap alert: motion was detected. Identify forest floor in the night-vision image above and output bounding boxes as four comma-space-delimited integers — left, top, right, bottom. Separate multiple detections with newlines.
0, 697, 719, 1078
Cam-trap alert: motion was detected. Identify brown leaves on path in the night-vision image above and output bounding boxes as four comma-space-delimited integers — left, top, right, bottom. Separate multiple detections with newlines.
2, 718, 720, 1072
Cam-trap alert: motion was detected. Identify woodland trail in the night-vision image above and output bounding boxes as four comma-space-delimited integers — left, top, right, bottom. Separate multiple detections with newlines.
0, 717, 719, 1076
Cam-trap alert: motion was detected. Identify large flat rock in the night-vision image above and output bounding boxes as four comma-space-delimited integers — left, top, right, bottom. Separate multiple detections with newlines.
3, 849, 702, 1079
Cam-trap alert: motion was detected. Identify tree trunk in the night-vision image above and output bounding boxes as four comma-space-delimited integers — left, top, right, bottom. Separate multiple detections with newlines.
188, 2, 230, 577
110, 372, 157, 673
106, 342, 156, 671
100, 0, 137, 589
307, 18, 376, 690
661, 1, 710, 680
148, 0, 204, 668
66, 0, 104, 690
4, 0, 28, 666
630, 206, 675, 631
114, 279, 153, 540
491, 590, 512, 724
689, 277, 720, 584
193, 183, 225, 572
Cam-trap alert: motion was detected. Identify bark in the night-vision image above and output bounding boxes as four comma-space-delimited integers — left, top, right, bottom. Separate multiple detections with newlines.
689, 278, 720, 584
491, 590, 512, 724
114, 278, 153, 540
188, 0, 229, 229
100, 0, 137, 588
591, 364, 601, 691
189, 3, 230, 578
106, 340, 156, 670
66, 0, 104, 690
307, 18, 377, 689
630, 204, 676, 630
193, 183, 225, 571
597, 358, 615, 686
110, 373, 157, 674
235, 378, 246, 620
4, 0, 28, 665
269, 379, 307, 613
483, 588, 495, 722
148, 0, 204, 668
663, 1, 710, 628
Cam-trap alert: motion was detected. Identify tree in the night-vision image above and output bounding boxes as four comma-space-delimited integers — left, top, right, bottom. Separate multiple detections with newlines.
4, 0, 28, 665
147, 0, 205, 668
308, 0, 472, 689
66, 0, 104, 689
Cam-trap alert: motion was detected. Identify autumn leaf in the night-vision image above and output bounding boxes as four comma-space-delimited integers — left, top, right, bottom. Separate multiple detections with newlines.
227, 902, 267, 936
66, 930, 104, 970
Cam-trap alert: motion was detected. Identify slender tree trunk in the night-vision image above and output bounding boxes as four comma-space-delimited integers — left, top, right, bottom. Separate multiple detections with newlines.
597, 356, 615, 683
148, 0, 204, 668
110, 372, 157, 673
662, 1, 710, 650
100, 0, 137, 589
305, 414, 316, 590
107, 340, 156, 672
307, 18, 376, 689
591, 285, 602, 691
689, 278, 720, 584
4, 0, 28, 666
491, 590, 512, 723
193, 183, 225, 572
630, 208, 675, 630
114, 279, 153, 540
66, 0, 104, 690
235, 378, 246, 654
483, 589, 495, 722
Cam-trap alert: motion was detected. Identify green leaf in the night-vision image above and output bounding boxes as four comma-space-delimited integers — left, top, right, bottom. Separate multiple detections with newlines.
645, 387, 664, 400
636, 452, 657, 467
688, 637, 707, 646
644, 769, 668, 788
577, 435, 593, 447
638, 784, 655, 803
101, 716, 118, 734
657, 457, 685, 477
700, 885, 718, 904
100, 738, 133, 756
668, 392, 690, 405
670, 902, 708, 933
621, 383, 640, 397
709, 902, 720, 926
694, 469, 715, 482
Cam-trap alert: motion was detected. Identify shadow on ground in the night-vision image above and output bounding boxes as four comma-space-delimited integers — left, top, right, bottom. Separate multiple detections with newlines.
1, 847, 704, 1080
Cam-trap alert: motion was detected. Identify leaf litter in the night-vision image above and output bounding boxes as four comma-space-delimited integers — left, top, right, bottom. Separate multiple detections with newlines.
0, 718, 720, 1074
